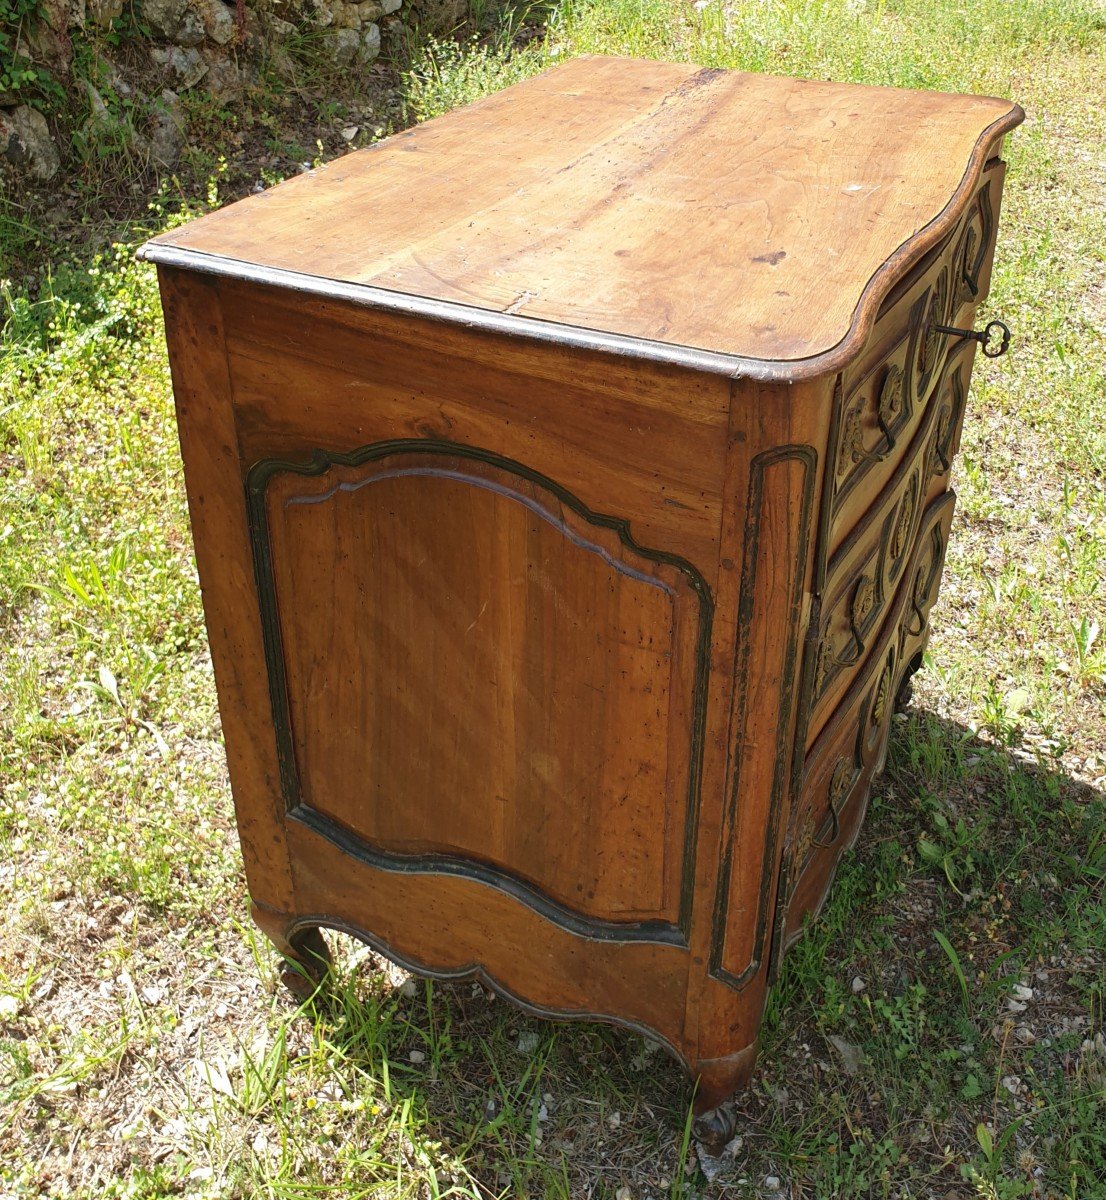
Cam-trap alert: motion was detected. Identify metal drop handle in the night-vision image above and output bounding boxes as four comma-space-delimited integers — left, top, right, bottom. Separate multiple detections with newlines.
932, 318, 1012, 358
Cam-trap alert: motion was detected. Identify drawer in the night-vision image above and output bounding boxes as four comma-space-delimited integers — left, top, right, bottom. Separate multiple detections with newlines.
953, 160, 1006, 307
783, 491, 957, 937
896, 490, 957, 684
923, 337, 977, 510
782, 619, 891, 946
808, 371, 963, 743
826, 162, 1005, 559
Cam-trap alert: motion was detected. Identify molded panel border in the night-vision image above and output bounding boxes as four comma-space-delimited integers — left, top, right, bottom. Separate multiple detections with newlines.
709, 445, 817, 987
246, 438, 715, 947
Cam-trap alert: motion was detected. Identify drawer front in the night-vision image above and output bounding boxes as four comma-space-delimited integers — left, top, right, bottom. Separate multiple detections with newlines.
783, 491, 957, 936
920, 337, 976, 519
953, 160, 1005, 307
826, 162, 1004, 558
808, 351, 968, 744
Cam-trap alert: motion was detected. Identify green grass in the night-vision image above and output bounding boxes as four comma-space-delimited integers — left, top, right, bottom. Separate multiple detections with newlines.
3, 1, 1105, 1195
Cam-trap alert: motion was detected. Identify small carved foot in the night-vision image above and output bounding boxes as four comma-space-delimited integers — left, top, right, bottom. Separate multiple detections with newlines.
692, 1104, 737, 1157
279, 927, 333, 1001
250, 902, 333, 1000
689, 1041, 755, 1154
894, 652, 924, 713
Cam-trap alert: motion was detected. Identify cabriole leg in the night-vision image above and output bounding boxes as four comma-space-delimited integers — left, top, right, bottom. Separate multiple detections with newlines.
895, 650, 925, 712
250, 901, 333, 1000
690, 1043, 758, 1155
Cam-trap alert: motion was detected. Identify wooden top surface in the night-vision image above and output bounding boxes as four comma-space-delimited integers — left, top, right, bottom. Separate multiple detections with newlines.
144, 56, 1022, 376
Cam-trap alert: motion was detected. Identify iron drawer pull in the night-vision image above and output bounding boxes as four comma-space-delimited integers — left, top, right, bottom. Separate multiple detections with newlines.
904, 566, 930, 637
904, 597, 927, 638
851, 439, 891, 467
932, 318, 1011, 358
874, 364, 903, 457
832, 634, 864, 669
826, 574, 876, 670
813, 798, 840, 848
841, 414, 892, 468
874, 408, 897, 457
814, 761, 851, 848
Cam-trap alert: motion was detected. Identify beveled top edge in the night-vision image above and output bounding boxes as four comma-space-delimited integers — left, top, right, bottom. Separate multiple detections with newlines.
140, 242, 762, 378
139, 68, 1023, 382
816, 100, 1024, 375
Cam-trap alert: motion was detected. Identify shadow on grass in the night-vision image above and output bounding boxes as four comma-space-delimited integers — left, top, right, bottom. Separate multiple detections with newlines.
290, 704, 1105, 1196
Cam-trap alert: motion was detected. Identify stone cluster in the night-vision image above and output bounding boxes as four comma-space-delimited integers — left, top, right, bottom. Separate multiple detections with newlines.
0, 0, 418, 182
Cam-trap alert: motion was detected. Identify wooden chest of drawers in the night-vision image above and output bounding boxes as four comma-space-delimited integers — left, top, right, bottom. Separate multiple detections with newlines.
141, 56, 1022, 1148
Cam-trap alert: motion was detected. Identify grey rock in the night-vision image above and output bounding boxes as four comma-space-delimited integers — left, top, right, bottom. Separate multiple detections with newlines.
310, 0, 335, 26
321, 25, 361, 66
695, 1135, 743, 1181
142, 0, 205, 45
80, 82, 146, 157
19, 17, 71, 76
206, 0, 237, 44
84, 82, 110, 123
360, 20, 380, 60
0, 106, 62, 181
93, 54, 133, 96
827, 1034, 863, 1076
86, 0, 123, 25
39, 0, 73, 34
151, 44, 208, 90
357, 0, 383, 19
331, 0, 362, 28
380, 0, 401, 13
263, 13, 297, 37
148, 89, 186, 166
201, 50, 242, 99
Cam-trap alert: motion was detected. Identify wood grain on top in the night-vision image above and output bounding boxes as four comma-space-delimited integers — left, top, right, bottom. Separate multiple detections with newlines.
144, 55, 1022, 368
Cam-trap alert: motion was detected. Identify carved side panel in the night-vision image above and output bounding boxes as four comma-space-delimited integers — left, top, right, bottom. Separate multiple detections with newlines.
247, 440, 712, 944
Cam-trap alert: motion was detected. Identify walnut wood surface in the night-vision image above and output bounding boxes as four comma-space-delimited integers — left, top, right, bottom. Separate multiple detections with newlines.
148, 57, 1021, 1127
144, 56, 1022, 371
260, 447, 705, 929
218, 276, 731, 572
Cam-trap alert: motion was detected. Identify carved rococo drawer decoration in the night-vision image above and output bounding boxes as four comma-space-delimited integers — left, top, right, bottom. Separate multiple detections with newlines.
141, 57, 1022, 1152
